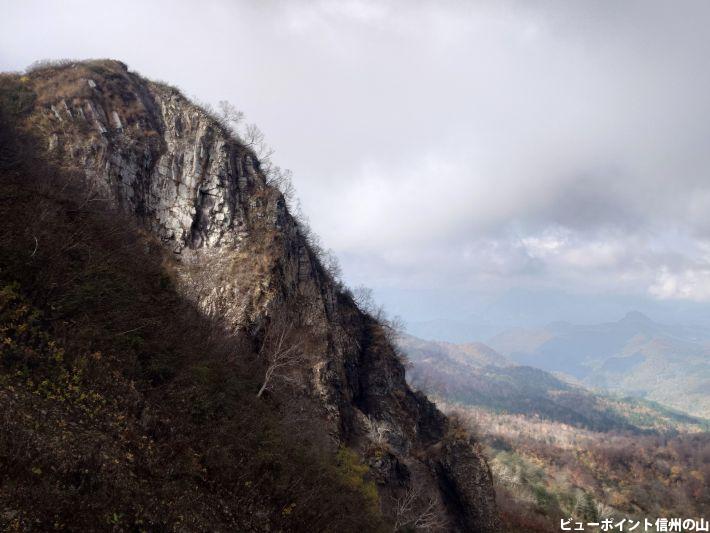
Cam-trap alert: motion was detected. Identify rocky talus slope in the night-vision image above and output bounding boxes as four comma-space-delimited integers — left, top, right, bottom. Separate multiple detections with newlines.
4, 60, 500, 532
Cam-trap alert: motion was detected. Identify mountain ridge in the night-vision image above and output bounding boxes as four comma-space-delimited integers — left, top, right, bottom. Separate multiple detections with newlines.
0, 59, 500, 531
398, 332, 710, 531
400, 334, 708, 434
488, 312, 710, 417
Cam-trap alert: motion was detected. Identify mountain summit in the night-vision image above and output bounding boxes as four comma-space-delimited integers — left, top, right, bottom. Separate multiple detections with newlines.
620, 310, 654, 323
0, 60, 500, 531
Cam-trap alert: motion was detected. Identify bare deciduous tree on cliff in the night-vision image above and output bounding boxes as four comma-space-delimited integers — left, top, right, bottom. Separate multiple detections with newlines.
217, 100, 244, 133
392, 485, 447, 532
257, 318, 304, 398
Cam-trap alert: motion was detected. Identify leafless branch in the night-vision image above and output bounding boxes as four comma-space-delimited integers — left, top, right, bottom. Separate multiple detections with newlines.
392, 485, 447, 532
257, 319, 305, 398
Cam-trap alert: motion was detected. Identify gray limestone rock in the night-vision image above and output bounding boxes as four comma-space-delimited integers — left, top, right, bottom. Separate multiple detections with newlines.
27, 60, 501, 532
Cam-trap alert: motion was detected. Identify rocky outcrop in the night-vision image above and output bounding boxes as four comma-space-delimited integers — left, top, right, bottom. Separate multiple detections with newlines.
432, 440, 502, 532
21, 60, 500, 532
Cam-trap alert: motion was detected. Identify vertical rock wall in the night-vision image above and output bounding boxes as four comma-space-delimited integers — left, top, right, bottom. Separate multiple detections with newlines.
25, 60, 501, 532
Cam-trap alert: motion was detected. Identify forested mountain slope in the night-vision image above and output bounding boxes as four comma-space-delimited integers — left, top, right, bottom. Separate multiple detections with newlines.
0, 60, 500, 532
400, 334, 710, 532
489, 312, 710, 418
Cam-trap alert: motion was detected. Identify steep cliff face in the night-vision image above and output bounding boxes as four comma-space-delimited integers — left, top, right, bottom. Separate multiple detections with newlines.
19, 60, 500, 532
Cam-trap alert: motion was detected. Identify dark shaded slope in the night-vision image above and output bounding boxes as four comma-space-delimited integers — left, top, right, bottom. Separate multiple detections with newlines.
1, 61, 502, 532
0, 75, 387, 532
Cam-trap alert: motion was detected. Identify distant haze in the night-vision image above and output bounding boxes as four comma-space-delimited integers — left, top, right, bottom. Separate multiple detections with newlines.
4, 1, 710, 336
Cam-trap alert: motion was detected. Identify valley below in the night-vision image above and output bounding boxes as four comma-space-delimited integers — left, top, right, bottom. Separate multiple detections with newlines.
401, 333, 710, 532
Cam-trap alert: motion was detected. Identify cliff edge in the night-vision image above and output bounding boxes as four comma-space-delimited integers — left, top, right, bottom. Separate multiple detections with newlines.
4, 59, 500, 532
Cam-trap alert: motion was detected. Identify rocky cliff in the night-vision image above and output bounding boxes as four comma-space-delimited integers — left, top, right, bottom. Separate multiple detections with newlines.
12, 59, 500, 532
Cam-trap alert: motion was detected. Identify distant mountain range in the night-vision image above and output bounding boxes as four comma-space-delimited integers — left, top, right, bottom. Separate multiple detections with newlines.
399, 287, 710, 344
488, 311, 710, 418
399, 333, 708, 433
398, 333, 710, 532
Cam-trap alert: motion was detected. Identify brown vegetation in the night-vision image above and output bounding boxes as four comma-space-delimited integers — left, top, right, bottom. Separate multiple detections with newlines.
0, 73, 387, 532
439, 401, 710, 533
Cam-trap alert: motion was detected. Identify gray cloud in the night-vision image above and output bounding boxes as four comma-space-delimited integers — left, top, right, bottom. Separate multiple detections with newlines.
3, 0, 710, 321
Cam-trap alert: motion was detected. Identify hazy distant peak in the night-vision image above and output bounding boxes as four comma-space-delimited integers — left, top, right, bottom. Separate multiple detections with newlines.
621, 310, 654, 323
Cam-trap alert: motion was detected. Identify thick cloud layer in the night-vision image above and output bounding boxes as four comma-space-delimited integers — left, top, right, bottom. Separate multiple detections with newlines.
3, 0, 710, 324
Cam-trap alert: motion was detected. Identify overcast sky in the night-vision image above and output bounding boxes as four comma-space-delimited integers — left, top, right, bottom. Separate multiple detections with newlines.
3, 0, 710, 329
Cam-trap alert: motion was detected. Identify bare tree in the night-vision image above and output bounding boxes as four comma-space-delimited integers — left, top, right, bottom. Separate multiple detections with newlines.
322, 248, 342, 283
352, 285, 376, 315
214, 100, 299, 204
214, 101, 278, 175
412, 497, 446, 532
352, 285, 393, 324
257, 319, 304, 398
363, 415, 392, 448
265, 165, 297, 208
393, 486, 418, 531
217, 100, 244, 134
393, 485, 447, 532
243, 123, 274, 163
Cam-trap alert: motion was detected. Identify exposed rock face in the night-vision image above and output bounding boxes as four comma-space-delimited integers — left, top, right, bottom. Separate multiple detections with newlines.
433, 440, 502, 532
24, 60, 500, 532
